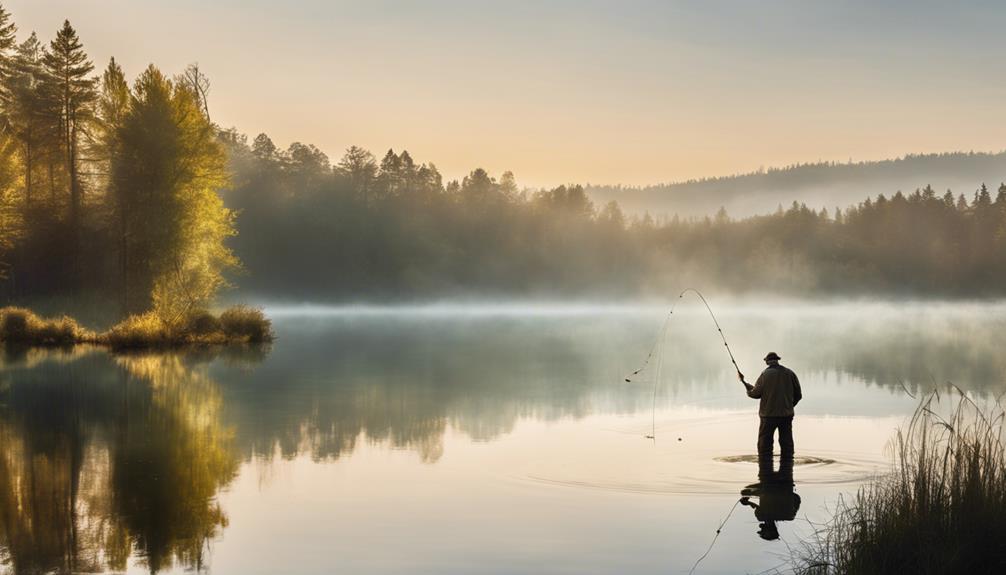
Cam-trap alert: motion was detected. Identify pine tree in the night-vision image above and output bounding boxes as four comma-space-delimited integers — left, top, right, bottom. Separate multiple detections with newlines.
96, 58, 130, 307
0, 5, 20, 267
3, 33, 50, 208
0, 2, 18, 87
378, 149, 402, 196
41, 20, 96, 228
97, 58, 129, 142
975, 183, 992, 208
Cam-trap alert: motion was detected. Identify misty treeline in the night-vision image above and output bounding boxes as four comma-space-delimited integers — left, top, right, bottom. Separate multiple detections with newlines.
0, 5, 235, 325
223, 136, 638, 298
225, 134, 1006, 298
587, 151, 1006, 218
1, 4, 1005, 313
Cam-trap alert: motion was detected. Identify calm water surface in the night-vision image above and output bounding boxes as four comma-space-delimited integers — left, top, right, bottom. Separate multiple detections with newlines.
1, 301, 1004, 574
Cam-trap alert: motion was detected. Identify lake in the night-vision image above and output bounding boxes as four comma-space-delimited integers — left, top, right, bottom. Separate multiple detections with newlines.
1, 300, 1004, 574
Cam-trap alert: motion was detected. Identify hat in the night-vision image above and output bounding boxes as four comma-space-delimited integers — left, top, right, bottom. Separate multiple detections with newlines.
764, 352, 781, 362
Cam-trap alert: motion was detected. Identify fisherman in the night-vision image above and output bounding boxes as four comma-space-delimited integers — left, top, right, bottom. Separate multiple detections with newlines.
738, 352, 802, 457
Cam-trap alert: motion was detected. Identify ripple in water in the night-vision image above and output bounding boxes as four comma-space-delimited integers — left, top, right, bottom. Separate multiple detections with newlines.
713, 454, 836, 465
522, 453, 888, 496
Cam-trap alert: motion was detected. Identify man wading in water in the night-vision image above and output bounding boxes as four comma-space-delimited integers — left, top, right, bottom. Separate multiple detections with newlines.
738, 352, 802, 457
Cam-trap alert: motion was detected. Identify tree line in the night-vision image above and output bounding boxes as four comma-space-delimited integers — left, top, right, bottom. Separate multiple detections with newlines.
0, 4, 234, 326
1, 2, 1005, 317
587, 151, 1006, 218
224, 134, 1006, 299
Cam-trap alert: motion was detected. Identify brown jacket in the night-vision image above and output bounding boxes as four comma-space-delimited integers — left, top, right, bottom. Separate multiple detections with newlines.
747, 364, 802, 417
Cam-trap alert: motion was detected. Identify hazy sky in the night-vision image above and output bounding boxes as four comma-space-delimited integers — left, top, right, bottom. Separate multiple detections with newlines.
9, 1, 1006, 187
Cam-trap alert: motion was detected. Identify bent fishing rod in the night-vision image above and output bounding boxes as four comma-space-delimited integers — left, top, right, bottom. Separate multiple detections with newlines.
624, 288, 746, 439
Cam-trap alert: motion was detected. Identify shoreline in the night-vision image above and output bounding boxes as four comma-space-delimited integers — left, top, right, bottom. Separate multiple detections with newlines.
0, 306, 273, 351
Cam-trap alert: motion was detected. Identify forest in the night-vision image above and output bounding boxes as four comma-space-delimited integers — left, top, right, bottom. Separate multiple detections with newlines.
226, 136, 1006, 299
0, 6, 234, 327
1, 2, 1005, 326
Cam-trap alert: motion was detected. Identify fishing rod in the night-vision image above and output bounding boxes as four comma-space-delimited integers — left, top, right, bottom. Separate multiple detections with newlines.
625, 288, 745, 439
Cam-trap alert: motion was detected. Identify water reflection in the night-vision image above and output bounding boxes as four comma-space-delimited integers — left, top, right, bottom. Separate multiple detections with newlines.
740, 457, 801, 541
0, 305, 1004, 573
0, 350, 243, 574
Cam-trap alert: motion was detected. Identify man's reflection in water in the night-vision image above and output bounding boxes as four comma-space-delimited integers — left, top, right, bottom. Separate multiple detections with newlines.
739, 456, 800, 541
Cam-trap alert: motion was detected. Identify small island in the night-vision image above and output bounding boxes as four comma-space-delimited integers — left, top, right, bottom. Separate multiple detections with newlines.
0, 305, 272, 350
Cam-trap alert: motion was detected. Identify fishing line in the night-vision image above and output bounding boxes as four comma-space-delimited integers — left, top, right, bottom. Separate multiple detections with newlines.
625, 288, 744, 439
687, 498, 742, 575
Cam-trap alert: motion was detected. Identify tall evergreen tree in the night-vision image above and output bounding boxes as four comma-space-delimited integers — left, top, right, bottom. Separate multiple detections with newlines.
95, 57, 129, 162
42, 20, 96, 228
3, 33, 47, 208
0, 2, 17, 87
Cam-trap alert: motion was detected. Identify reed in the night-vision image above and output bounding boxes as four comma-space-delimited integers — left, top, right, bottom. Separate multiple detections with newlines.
794, 390, 1006, 574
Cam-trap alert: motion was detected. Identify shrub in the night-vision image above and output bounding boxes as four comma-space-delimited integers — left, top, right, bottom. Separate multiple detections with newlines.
0, 307, 93, 345
33, 315, 84, 345
219, 305, 273, 343
0, 305, 272, 349
0, 307, 31, 341
186, 310, 223, 337
104, 312, 170, 349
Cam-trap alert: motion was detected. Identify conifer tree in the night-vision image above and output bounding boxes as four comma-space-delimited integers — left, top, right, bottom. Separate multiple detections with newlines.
0, 3, 18, 86
3, 33, 47, 208
94, 57, 129, 170
42, 20, 96, 227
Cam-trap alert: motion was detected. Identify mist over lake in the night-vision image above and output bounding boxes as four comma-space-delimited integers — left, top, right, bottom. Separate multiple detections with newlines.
3, 1, 1006, 573
2, 300, 1000, 574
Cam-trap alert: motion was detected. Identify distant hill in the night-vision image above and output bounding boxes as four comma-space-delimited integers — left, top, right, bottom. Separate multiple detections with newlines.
586, 151, 1006, 219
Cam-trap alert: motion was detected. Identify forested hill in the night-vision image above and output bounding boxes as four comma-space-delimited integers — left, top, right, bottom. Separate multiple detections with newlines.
587, 152, 1006, 219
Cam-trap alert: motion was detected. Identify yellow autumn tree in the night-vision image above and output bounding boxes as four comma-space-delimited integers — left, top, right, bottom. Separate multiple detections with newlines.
110, 65, 237, 326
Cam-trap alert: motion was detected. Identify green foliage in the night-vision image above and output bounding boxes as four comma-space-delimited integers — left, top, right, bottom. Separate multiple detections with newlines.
112, 65, 237, 322
42, 20, 96, 225
0, 7, 240, 324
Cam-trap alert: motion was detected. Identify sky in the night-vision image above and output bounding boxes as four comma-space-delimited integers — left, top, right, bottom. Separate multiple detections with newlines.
8, 0, 1006, 187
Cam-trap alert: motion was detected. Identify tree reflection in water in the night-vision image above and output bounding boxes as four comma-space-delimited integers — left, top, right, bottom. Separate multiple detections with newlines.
0, 346, 247, 574
2, 308, 1006, 573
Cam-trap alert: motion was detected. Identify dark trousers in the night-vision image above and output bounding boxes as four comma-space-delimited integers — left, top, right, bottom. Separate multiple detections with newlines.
758, 416, 794, 457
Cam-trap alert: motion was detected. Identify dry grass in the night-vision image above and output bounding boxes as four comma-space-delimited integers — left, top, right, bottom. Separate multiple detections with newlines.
219, 305, 273, 343
793, 389, 1006, 575
0, 305, 272, 350
0, 307, 97, 346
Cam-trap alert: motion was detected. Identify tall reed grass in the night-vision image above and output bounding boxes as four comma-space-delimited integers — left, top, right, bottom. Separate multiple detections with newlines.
794, 390, 1006, 574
